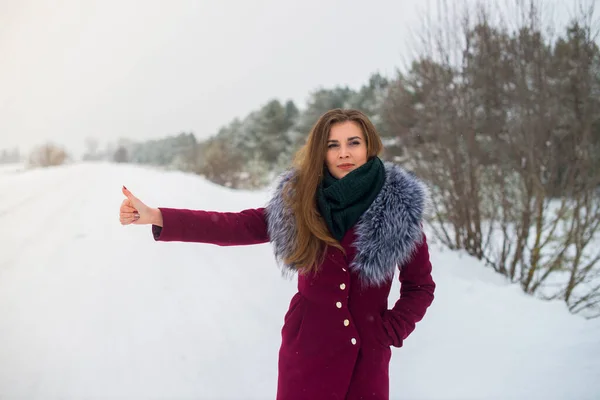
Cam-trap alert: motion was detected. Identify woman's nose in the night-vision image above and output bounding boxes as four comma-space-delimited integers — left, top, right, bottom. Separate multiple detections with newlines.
338, 146, 349, 158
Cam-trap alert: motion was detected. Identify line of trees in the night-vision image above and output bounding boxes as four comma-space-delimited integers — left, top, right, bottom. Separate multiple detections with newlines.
190, 76, 390, 188
381, 0, 600, 318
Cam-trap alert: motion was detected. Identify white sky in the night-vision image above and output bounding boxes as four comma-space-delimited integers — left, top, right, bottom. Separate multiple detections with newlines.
0, 0, 585, 156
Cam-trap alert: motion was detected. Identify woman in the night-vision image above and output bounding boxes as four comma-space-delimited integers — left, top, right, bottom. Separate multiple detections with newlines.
119, 108, 435, 400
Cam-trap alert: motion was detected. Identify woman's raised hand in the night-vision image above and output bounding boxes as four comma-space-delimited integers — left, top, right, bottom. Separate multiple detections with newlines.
119, 186, 162, 226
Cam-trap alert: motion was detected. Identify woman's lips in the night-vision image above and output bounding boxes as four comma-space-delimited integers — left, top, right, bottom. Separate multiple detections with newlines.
338, 164, 354, 170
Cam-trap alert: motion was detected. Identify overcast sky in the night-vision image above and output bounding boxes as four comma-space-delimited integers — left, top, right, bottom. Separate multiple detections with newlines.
0, 0, 582, 156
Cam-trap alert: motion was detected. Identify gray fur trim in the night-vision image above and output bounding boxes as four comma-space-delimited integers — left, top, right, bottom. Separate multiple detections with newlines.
264, 162, 430, 286
351, 162, 430, 286
264, 170, 298, 280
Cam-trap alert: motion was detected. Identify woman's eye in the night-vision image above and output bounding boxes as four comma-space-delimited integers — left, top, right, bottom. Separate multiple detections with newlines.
349, 141, 360, 146
328, 144, 339, 149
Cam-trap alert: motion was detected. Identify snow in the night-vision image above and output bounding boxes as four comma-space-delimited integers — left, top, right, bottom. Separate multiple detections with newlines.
1, 161, 599, 400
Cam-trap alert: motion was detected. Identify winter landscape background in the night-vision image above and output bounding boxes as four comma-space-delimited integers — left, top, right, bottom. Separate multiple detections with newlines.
2, 0, 600, 398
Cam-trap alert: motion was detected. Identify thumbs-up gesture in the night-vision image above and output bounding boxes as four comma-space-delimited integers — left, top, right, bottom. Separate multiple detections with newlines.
120, 186, 159, 226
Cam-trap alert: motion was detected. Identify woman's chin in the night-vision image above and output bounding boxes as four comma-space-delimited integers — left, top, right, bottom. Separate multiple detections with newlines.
335, 169, 353, 178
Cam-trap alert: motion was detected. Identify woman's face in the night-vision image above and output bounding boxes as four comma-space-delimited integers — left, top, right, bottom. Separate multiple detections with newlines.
325, 121, 368, 179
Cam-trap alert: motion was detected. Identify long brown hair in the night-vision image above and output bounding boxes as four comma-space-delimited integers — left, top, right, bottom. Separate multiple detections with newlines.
282, 108, 384, 275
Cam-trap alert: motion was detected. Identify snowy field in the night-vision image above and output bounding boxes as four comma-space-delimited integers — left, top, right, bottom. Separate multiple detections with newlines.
1, 162, 599, 400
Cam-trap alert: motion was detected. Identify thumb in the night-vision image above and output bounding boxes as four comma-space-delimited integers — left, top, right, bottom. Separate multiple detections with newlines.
122, 185, 138, 202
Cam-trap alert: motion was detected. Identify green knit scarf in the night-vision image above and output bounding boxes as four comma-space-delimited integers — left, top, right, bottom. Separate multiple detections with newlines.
317, 157, 386, 242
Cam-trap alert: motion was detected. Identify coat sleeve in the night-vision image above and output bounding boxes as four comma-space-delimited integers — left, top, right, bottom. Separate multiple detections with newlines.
151, 207, 269, 246
381, 232, 435, 348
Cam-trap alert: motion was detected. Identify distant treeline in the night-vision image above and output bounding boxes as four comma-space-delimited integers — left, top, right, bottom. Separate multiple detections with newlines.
0, 148, 20, 164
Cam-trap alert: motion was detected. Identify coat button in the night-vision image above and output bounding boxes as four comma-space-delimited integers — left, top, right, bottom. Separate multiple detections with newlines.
339, 283, 346, 290
344, 319, 350, 327
336, 301, 342, 308
351, 338, 357, 345
342, 268, 347, 272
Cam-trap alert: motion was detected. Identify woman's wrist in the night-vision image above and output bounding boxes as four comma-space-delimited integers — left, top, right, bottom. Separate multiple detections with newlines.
151, 207, 163, 227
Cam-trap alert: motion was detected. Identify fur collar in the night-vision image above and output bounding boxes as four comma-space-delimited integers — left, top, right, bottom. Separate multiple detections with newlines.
264, 162, 430, 287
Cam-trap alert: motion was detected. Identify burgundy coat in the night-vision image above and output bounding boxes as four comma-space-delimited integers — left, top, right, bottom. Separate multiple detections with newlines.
152, 162, 435, 400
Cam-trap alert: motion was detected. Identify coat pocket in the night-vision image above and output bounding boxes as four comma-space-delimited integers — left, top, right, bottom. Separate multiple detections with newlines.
374, 312, 393, 348
282, 292, 306, 343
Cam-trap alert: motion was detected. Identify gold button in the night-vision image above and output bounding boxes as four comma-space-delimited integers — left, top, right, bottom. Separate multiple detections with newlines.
336, 302, 342, 308
344, 319, 350, 327
340, 283, 346, 290
351, 338, 357, 345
